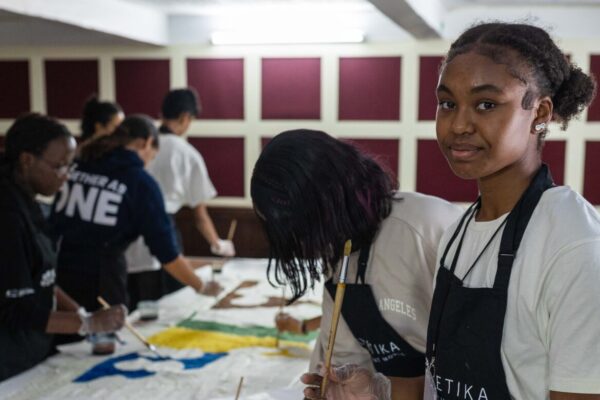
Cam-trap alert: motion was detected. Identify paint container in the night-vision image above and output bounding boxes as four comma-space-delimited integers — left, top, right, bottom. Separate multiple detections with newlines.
90, 333, 116, 355
137, 300, 159, 321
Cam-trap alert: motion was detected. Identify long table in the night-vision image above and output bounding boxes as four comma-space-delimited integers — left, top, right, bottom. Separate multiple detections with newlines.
0, 258, 322, 400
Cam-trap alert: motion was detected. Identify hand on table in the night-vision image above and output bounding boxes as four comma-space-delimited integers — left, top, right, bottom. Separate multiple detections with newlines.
80, 305, 127, 335
301, 364, 391, 400
275, 313, 304, 334
197, 280, 223, 296
210, 239, 236, 257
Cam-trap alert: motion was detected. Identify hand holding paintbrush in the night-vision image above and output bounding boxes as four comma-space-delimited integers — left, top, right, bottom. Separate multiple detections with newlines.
320, 239, 352, 397
97, 296, 164, 358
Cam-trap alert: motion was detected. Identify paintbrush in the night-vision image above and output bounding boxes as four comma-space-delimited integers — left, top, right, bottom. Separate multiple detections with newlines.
212, 219, 239, 277
320, 240, 352, 397
234, 376, 244, 400
97, 296, 164, 358
227, 219, 238, 242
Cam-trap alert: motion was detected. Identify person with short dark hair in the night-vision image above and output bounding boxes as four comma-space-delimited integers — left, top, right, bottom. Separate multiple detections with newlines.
125, 88, 233, 310
0, 114, 125, 381
51, 115, 221, 354
252, 129, 462, 400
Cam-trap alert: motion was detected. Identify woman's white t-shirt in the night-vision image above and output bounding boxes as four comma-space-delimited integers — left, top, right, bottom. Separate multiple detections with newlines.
435, 186, 600, 399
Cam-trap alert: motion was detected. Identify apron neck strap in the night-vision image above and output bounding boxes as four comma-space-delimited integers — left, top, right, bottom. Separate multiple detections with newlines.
494, 164, 554, 289
356, 245, 371, 284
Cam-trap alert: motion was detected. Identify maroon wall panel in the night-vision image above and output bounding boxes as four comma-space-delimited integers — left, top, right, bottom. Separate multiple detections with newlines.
261, 58, 321, 120
338, 57, 401, 121
188, 137, 245, 197
419, 56, 443, 121
261, 136, 272, 149
114, 59, 170, 118
416, 139, 479, 202
45, 60, 98, 119
542, 140, 565, 185
588, 55, 600, 121
584, 141, 600, 204
187, 58, 244, 119
343, 138, 400, 183
0, 61, 30, 118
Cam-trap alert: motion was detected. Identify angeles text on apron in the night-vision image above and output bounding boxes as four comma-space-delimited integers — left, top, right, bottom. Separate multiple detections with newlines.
325, 244, 425, 377
425, 164, 554, 400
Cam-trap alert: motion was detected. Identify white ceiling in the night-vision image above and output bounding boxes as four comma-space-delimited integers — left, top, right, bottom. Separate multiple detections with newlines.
1, 0, 600, 46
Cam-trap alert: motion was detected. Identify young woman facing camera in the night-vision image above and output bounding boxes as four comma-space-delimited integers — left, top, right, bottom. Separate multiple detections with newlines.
304, 22, 600, 400
427, 23, 600, 400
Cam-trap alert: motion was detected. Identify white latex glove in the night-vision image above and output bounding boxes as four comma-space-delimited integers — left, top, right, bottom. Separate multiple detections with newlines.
302, 364, 391, 400
78, 305, 126, 336
210, 239, 235, 257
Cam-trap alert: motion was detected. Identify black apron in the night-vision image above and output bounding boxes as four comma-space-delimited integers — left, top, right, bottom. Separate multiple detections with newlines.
425, 165, 554, 399
0, 187, 57, 381
325, 245, 425, 377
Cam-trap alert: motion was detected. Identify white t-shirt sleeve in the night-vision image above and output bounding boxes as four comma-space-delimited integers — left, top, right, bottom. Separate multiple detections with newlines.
186, 152, 217, 208
544, 238, 600, 394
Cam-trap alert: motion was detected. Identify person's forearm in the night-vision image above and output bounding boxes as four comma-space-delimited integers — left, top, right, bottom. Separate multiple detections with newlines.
389, 375, 424, 400
46, 310, 81, 334
193, 204, 219, 246
55, 286, 80, 312
163, 255, 204, 292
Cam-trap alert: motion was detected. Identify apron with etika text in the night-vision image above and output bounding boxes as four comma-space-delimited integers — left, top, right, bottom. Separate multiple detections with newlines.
325, 245, 425, 377
425, 164, 554, 399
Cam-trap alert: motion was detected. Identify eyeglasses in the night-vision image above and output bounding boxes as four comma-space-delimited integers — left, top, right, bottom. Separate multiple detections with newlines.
38, 157, 70, 176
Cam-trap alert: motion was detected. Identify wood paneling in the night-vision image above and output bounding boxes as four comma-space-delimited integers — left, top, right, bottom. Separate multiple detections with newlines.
176, 206, 269, 258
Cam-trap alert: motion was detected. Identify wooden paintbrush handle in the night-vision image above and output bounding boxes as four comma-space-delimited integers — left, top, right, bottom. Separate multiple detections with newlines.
321, 282, 346, 397
97, 296, 151, 347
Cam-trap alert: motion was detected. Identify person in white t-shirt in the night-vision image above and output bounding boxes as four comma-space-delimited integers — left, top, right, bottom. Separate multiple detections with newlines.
423, 22, 600, 400
126, 88, 234, 310
251, 130, 462, 400
303, 22, 600, 400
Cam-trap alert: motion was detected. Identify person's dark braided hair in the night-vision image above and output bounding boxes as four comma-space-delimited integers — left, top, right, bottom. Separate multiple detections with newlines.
251, 129, 396, 302
445, 22, 596, 133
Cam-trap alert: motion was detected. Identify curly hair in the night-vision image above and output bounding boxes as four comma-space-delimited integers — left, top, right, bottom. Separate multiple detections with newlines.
445, 22, 596, 135
251, 129, 396, 301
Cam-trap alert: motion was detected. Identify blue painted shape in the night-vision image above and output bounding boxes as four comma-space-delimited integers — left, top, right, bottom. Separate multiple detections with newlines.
74, 351, 228, 383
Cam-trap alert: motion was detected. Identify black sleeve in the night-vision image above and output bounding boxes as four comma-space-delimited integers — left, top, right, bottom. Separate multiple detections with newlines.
137, 177, 179, 264
0, 210, 52, 331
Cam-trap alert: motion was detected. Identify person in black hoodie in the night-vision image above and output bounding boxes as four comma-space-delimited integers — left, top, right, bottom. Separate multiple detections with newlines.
51, 114, 221, 354
0, 113, 125, 382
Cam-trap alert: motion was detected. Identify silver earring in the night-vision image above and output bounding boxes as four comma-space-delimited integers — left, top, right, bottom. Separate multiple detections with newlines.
535, 122, 546, 131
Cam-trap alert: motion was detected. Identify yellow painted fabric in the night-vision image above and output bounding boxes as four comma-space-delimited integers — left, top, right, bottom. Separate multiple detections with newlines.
148, 327, 310, 353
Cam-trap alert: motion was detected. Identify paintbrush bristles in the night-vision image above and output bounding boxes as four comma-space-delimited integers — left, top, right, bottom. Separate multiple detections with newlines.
343, 239, 352, 256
